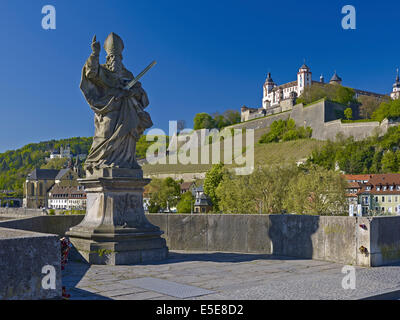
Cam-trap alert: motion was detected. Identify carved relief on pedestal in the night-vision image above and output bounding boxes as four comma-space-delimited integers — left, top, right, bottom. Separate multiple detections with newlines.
112, 193, 144, 227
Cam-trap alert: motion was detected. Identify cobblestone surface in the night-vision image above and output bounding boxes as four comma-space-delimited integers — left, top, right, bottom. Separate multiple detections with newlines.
62, 251, 400, 300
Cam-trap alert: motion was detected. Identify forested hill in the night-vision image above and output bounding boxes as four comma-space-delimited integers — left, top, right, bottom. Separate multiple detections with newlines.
0, 137, 93, 195
0, 135, 157, 196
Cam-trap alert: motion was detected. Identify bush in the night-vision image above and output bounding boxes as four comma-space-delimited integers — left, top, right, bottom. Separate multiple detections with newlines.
259, 119, 312, 144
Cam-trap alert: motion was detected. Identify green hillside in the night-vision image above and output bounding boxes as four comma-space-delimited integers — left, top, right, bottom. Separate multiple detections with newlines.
142, 126, 326, 175
0, 137, 93, 195
0, 135, 163, 196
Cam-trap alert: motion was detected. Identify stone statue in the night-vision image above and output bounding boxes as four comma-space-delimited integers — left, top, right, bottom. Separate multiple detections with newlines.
80, 32, 153, 174
67, 33, 168, 265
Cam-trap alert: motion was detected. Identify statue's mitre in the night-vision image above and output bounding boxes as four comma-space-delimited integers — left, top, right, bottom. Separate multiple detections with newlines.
104, 32, 124, 56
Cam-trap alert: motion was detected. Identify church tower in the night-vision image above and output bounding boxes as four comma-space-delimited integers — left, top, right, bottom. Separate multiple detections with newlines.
263, 72, 275, 109
264, 72, 275, 95
391, 68, 400, 100
329, 71, 342, 85
297, 63, 312, 95
73, 156, 82, 177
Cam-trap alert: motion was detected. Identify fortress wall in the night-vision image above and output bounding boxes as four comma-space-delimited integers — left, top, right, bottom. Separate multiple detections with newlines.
231, 111, 291, 131
323, 119, 386, 141
235, 100, 393, 141
291, 101, 326, 139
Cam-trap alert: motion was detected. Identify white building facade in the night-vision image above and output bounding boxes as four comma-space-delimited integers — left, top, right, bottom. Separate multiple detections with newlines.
48, 185, 86, 210
263, 64, 314, 110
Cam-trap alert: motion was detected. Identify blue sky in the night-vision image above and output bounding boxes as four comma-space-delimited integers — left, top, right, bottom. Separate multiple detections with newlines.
0, 0, 399, 152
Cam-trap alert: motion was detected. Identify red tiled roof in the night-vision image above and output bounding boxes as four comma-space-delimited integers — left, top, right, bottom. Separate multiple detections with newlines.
347, 181, 361, 188
343, 174, 373, 181
49, 185, 86, 199
345, 174, 400, 195
180, 181, 194, 191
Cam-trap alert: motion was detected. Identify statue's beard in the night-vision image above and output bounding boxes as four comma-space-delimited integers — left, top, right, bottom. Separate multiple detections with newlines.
108, 62, 122, 73
106, 57, 122, 73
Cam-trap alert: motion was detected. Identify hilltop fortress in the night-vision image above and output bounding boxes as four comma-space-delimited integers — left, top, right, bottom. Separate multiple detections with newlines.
239, 64, 400, 141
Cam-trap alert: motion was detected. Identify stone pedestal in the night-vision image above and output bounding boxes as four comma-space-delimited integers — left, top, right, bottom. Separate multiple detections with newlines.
66, 168, 168, 265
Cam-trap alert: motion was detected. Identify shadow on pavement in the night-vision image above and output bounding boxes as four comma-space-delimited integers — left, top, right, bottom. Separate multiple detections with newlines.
62, 262, 112, 300
134, 251, 304, 266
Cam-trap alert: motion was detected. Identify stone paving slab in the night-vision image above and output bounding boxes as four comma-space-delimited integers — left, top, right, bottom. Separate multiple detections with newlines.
62, 250, 400, 300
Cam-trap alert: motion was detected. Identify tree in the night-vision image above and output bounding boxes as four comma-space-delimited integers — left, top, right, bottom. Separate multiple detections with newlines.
381, 151, 398, 173
344, 108, 353, 120
193, 113, 215, 130
222, 110, 241, 126
296, 83, 356, 106
358, 95, 386, 119
177, 191, 195, 213
372, 99, 400, 122
212, 112, 227, 129
284, 166, 347, 215
334, 86, 356, 105
203, 163, 226, 212
216, 165, 298, 214
147, 177, 181, 212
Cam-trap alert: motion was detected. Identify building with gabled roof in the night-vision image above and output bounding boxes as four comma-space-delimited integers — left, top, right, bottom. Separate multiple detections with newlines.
23, 167, 81, 209
343, 173, 400, 216
48, 185, 86, 210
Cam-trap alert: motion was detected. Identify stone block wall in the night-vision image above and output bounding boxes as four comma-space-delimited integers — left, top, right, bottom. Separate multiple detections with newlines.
0, 228, 61, 300
147, 214, 400, 267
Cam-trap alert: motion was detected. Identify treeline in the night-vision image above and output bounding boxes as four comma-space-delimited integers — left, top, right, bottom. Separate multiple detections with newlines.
193, 110, 241, 130
0, 135, 160, 195
308, 126, 400, 174
194, 163, 346, 215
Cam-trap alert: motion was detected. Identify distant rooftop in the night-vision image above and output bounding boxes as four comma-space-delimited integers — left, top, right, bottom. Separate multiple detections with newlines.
27, 169, 60, 181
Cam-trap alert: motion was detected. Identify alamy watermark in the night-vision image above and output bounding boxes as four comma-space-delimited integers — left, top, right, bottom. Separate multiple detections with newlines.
41, 265, 56, 290
41, 5, 56, 30
145, 121, 255, 175
341, 5, 356, 30
341, 265, 356, 290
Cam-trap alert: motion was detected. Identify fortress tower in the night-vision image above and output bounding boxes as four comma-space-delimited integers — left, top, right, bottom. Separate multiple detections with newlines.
297, 63, 312, 95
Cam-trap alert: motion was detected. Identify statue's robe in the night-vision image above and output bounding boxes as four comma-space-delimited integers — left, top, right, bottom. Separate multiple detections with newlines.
80, 53, 153, 171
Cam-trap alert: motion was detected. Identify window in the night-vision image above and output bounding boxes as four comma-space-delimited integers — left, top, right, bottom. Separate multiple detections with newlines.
388, 196, 392, 203
390, 186, 394, 191
383, 186, 387, 191
382, 196, 385, 202
377, 187, 381, 191
375, 196, 378, 203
